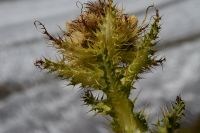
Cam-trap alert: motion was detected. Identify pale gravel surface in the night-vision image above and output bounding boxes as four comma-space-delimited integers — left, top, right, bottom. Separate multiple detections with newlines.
0, 81, 111, 133
0, 0, 200, 133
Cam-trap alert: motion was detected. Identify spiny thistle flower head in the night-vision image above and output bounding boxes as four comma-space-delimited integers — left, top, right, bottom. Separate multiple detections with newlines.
35, 0, 164, 91
34, 1, 177, 132
66, 0, 138, 48
65, 0, 139, 70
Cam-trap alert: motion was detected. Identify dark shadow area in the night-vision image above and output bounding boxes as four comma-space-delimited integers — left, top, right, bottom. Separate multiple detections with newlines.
0, 82, 23, 100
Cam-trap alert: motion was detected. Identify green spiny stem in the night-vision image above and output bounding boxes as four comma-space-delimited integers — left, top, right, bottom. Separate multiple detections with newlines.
101, 53, 146, 133
107, 90, 137, 133
101, 54, 138, 132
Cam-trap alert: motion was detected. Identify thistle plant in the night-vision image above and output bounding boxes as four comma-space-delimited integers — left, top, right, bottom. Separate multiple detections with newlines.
35, 0, 185, 132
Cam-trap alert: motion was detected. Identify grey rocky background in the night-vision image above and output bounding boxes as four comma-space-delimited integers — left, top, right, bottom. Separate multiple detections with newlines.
0, 0, 200, 132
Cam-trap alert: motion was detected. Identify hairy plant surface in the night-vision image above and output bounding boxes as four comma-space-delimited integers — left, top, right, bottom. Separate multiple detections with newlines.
35, 0, 185, 132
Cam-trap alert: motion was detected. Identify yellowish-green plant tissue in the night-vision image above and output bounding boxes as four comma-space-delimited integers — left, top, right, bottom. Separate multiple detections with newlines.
35, 0, 185, 133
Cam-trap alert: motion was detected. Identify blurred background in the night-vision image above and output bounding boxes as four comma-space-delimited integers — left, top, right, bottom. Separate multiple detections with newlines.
0, 0, 200, 133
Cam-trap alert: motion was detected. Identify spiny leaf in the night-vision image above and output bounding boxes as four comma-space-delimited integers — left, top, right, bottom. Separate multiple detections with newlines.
82, 90, 111, 115
156, 96, 186, 133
